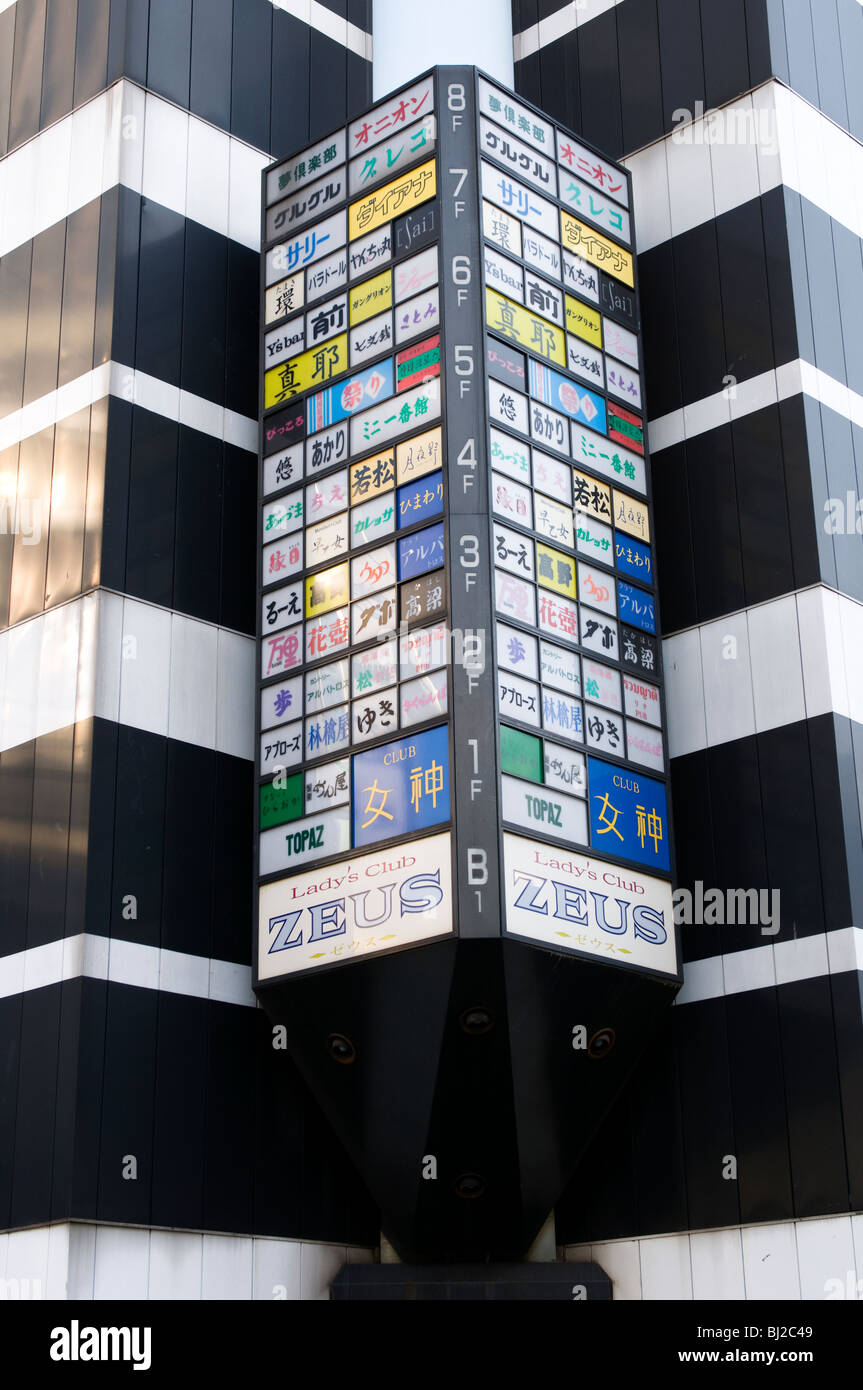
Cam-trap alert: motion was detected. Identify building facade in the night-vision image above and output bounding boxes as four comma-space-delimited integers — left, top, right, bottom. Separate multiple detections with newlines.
0, 0, 861, 1299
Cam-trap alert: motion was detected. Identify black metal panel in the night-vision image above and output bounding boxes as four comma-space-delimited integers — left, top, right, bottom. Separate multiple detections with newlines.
780, 0, 819, 107
59, 200, 100, 388
220, 441, 257, 635
271, 7, 311, 157
732, 407, 794, 608
576, 8, 622, 160
726, 986, 794, 1224
779, 395, 820, 591
202, 999, 256, 1233
0, 740, 36, 957
125, 406, 178, 607
135, 200, 184, 387
69, 977, 108, 1217
831, 970, 863, 1212
800, 200, 845, 386
670, 748, 719, 963
173, 428, 221, 624
226, 239, 259, 419
0, 443, 19, 628
181, 220, 227, 406
82, 396, 107, 592
190, 0, 232, 131
706, 736, 768, 944
64, 720, 93, 940
145, 0, 191, 110
639, 241, 681, 420
41, 0, 78, 128
96, 983, 158, 1223
94, 187, 120, 369
0, 6, 15, 157
9, 985, 60, 1228
8, 427, 52, 626
777, 976, 849, 1218
832, 220, 863, 401
108, 0, 150, 88
672, 220, 723, 407
746, 0, 775, 86
161, 740, 215, 957
45, 406, 90, 609
230, 0, 272, 150
212, 748, 254, 964
73, 0, 110, 106
838, 0, 863, 144
686, 424, 745, 624
758, 722, 824, 942
657, 0, 705, 134
630, 1011, 688, 1235
811, 0, 848, 129
111, 185, 141, 370
150, 991, 208, 1231
49, 979, 85, 1219
762, 185, 798, 368
652, 442, 696, 634
676, 998, 740, 1230
822, 405, 861, 603
617, 0, 664, 153
8, 0, 46, 152
717, 198, 774, 389
23, 218, 65, 407
101, 396, 133, 594
0, 241, 32, 418
83, 718, 119, 940
835, 716, 863, 924
110, 725, 168, 948
700, 0, 750, 110
308, 29, 348, 142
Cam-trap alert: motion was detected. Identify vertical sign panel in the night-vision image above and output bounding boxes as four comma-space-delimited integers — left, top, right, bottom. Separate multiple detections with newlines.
439, 68, 500, 937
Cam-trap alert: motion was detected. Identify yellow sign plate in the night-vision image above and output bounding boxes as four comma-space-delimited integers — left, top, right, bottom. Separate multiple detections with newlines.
349, 269, 393, 326
535, 542, 577, 599
349, 449, 396, 505
264, 334, 349, 409
349, 159, 436, 238
560, 210, 634, 288
396, 425, 442, 485
485, 289, 565, 367
613, 491, 650, 543
565, 294, 602, 348
305, 562, 350, 619
572, 468, 612, 524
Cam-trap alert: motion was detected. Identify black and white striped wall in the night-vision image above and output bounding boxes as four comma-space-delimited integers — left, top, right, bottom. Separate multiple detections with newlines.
0, 0, 379, 1299
509, 0, 863, 1297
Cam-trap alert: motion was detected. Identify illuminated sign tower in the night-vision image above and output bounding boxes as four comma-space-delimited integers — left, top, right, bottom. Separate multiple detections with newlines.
255, 67, 680, 1263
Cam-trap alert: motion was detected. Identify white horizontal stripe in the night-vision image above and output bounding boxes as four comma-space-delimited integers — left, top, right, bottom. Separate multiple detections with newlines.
513, 0, 625, 60
0, 362, 257, 453
648, 359, 863, 454
0, 80, 270, 259
1, 1223, 373, 1301
626, 81, 863, 255
0, 933, 257, 1007
272, 0, 372, 59
566, 1211, 863, 1301
663, 585, 863, 757
0, 590, 254, 761
674, 928, 863, 1006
